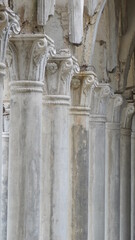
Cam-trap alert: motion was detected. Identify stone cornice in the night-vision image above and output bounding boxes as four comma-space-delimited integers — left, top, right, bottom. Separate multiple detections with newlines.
7, 34, 56, 82
44, 49, 80, 96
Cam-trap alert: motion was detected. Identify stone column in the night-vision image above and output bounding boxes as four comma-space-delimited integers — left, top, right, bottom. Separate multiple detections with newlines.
120, 102, 135, 240
1, 104, 10, 240
105, 94, 123, 240
0, 5, 20, 240
131, 114, 135, 240
7, 34, 55, 240
88, 83, 111, 240
70, 69, 97, 240
41, 50, 79, 240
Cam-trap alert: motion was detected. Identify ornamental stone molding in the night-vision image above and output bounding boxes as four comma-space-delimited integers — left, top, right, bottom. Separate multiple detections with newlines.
121, 102, 135, 129
70, 69, 98, 108
8, 34, 55, 82
44, 49, 80, 98
0, 4, 20, 64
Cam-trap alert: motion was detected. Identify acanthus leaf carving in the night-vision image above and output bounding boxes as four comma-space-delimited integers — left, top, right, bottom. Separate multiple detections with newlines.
8, 34, 56, 82
71, 70, 98, 108
91, 83, 112, 115
45, 49, 80, 96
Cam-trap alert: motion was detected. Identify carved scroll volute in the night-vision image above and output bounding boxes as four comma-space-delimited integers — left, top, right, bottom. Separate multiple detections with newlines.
106, 94, 123, 123
91, 83, 112, 115
8, 34, 56, 82
121, 102, 135, 129
0, 4, 20, 64
45, 49, 80, 96
71, 70, 98, 108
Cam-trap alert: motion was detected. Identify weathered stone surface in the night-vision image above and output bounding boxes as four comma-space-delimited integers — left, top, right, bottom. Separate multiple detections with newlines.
41, 50, 79, 240
1, 1, 135, 240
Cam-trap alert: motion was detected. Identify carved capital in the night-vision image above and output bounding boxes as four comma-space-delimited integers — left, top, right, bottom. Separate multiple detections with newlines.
71, 70, 98, 108
121, 102, 135, 129
0, 4, 20, 64
44, 49, 80, 96
106, 94, 123, 122
91, 83, 113, 115
7, 34, 56, 82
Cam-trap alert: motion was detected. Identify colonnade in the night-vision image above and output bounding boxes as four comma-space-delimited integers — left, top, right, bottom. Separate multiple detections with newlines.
0, 4, 135, 240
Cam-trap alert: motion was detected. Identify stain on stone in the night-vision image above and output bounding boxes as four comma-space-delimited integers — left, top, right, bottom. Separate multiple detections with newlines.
72, 125, 89, 240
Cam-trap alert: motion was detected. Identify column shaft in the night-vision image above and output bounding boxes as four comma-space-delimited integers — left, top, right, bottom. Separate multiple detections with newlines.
2, 132, 9, 240
70, 107, 89, 240
7, 81, 43, 240
1, 106, 10, 240
105, 123, 120, 240
131, 130, 135, 240
41, 96, 70, 240
120, 129, 131, 240
0, 65, 6, 240
89, 115, 105, 240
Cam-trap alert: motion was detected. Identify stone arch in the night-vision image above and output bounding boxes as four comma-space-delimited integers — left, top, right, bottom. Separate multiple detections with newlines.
119, 0, 135, 91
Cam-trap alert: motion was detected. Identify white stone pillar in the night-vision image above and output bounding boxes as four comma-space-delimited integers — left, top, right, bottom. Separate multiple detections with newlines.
1, 104, 10, 240
120, 102, 135, 240
0, 5, 20, 240
7, 34, 55, 240
41, 50, 79, 240
88, 83, 111, 240
70, 70, 97, 240
131, 114, 135, 240
105, 94, 123, 240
